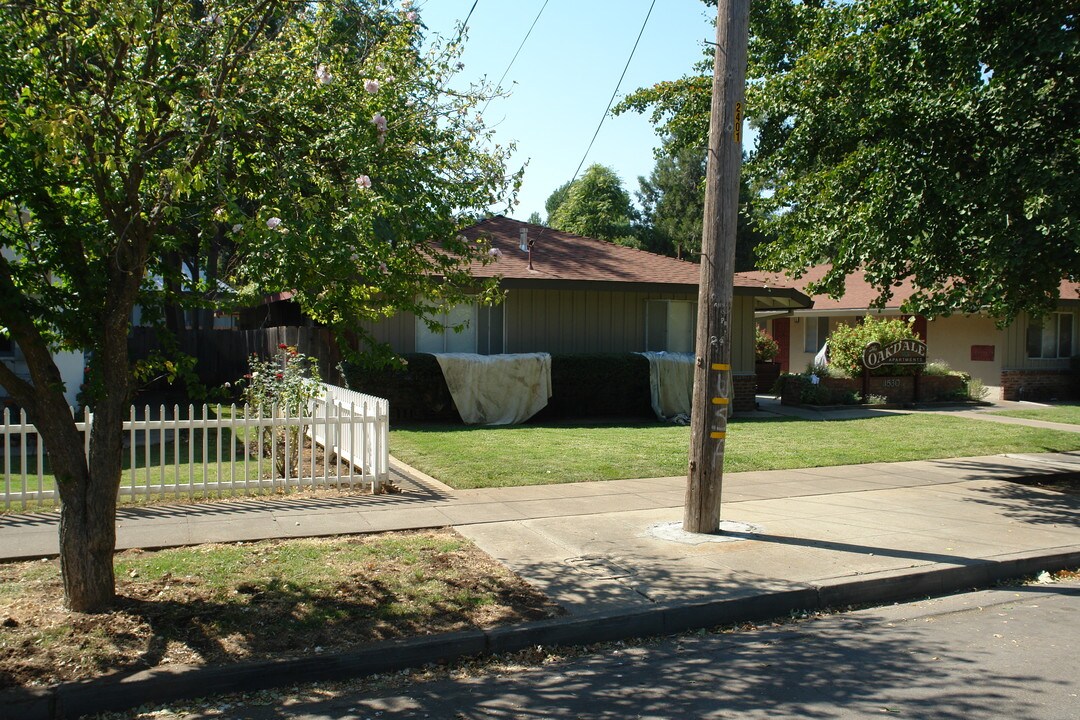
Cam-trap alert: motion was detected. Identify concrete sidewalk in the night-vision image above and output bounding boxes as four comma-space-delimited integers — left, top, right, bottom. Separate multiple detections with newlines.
3, 452, 1079, 609
3, 449, 1079, 719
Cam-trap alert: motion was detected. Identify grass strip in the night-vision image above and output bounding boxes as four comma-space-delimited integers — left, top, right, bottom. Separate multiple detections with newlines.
390, 414, 1080, 489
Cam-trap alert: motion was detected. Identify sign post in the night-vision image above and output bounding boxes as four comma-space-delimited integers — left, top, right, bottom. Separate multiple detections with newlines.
861, 339, 927, 402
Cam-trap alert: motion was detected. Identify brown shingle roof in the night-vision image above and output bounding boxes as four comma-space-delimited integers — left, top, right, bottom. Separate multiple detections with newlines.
461, 217, 804, 299
737, 265, 1080, 312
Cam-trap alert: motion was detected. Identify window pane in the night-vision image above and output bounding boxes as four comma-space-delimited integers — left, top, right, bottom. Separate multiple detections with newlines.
646, 301, 667, 352
1042, 319, 1057, 358
667, 302, 694, 353
818, 318, 830, 352
803, 319, 817, 353
415, 312, 444, 353
444, 303, 476, 353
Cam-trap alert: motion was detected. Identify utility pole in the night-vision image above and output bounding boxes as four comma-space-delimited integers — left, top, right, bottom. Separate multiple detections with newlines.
684, 0, 751, 534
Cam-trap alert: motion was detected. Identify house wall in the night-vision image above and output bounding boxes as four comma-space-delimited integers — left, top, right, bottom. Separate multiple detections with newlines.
997, 310, 1078, 400
924, 314, 1004, 398
358, 311, 418, 353
502, 288, 756, 373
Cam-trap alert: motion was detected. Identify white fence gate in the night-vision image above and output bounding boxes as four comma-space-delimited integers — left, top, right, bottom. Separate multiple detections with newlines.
0, 384, 389, 511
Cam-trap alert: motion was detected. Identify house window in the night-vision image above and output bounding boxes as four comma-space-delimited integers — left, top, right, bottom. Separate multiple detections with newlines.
1026, 313, 1073, 359
646, 300, 696, 353
415, 301, 505, 355
803, 317, 829, 353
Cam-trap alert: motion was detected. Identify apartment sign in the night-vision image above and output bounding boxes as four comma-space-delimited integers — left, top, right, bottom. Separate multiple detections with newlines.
862, 339, 927, 370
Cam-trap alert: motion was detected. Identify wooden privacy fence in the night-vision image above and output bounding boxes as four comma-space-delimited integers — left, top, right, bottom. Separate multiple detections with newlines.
128, 326, 351, 388
0, 383, 389, 511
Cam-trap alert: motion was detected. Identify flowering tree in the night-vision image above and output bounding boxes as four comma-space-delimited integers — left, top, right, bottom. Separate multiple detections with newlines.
0, 0, 517, 611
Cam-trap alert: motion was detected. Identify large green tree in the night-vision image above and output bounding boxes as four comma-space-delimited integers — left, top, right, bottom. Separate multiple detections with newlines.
545, 164, 638, 244
0, 0, 516, 611
633, 140, 770, 269
636, 143, 706, 259
620, 0, 1079, 321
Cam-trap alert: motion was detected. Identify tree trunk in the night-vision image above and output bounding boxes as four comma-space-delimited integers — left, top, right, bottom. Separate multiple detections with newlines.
50, 375, 128, 612
57, 471, 119, 612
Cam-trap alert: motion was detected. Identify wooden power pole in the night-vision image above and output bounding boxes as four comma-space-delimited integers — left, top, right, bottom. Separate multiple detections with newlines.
684, 0, 751, 534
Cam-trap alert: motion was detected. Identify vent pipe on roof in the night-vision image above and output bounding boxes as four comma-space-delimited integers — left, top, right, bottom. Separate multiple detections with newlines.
518, 228, 528, 253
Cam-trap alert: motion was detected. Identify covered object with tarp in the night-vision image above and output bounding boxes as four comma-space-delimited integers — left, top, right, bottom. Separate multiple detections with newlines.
434, 353, 552, 425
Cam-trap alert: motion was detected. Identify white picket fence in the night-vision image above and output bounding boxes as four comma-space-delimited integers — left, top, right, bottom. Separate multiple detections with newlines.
0, 383, 389, 511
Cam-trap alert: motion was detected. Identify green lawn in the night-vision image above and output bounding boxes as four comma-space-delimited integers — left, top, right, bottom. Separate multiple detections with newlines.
989, 404, 1080, 426
390, 414, 1080, 489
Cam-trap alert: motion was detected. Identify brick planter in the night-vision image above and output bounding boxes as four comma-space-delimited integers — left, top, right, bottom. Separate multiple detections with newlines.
780, 373, 965, 406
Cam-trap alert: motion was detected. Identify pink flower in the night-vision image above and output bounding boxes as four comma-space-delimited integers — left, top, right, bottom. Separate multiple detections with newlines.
406, 11, 417, 21
315, 64, 333, 85
364, 79, 380, 94
402, 0, 412, 8
378, 261, 389, 274
266, 217, 282, 230
488, 247, 503, 258
355, 175, 372, 189
371, 113, 387, 133
231, 224, 243, 233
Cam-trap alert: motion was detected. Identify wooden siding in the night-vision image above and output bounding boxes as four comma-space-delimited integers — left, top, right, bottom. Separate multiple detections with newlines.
355, 288, 758, 374
1001, 310, 1077, 370
358, 312, 416, 353
504, 288, 693, 355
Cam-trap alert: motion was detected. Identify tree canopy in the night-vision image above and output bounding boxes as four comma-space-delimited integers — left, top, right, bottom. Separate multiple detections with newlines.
0, 0, 517, 610
619, 0, 1079, 321
545, 164, 638, 245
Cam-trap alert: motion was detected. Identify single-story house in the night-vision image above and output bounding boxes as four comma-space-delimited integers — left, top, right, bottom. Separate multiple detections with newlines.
242, 216, 812, 411
742, 266, 1080, 401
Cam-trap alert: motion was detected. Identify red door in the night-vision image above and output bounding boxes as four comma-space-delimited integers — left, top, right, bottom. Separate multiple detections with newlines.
912, 315, 928, 341
772, 317, 791, 372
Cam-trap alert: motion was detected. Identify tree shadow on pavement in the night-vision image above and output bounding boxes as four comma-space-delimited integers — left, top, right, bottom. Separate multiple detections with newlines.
171, 587, 1078, 720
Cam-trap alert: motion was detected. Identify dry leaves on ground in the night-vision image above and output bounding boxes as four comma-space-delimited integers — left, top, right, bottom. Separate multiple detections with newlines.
0, 529, 561, 689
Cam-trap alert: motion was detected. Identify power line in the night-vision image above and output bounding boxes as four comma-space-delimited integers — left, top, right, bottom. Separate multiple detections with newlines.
568, 0, 658, 184
481, 0, 551, 116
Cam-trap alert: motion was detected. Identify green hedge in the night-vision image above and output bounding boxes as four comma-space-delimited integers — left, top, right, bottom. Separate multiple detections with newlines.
341, 353, 654, 424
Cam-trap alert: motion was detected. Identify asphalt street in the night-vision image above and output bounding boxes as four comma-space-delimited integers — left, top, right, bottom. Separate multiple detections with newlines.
157, 580, 1080, 720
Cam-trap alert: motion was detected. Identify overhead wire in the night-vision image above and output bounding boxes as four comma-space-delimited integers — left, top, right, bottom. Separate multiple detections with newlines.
480, 0, 552, 116
568, 0, 658, 185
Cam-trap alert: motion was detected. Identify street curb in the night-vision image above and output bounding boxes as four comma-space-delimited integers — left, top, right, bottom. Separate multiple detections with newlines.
4, 547, 1078, 720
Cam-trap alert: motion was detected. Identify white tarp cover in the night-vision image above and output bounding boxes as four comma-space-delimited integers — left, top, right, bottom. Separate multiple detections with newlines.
638, 352, 695, 421
434, 353, 552, 425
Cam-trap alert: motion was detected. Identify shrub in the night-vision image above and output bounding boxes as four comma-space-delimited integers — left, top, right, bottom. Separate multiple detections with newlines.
966, 378, 990, 402
923, 360, 955, 377
826, 316, 922, 377
342, 353, 655, 423
755, 327, 780, 362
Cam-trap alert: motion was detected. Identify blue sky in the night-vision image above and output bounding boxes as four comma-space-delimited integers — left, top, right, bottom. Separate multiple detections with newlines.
416, 0, 716, 222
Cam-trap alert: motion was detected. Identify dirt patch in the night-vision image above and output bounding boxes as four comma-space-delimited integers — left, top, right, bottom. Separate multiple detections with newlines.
0, 529, 562, 690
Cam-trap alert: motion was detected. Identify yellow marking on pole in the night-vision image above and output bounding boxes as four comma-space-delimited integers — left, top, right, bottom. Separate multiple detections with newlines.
711, 397, 729, 405
710, 431, 726, 440
711, 363, 730, 371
